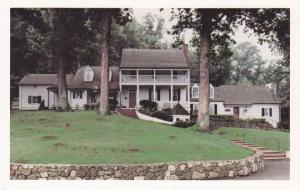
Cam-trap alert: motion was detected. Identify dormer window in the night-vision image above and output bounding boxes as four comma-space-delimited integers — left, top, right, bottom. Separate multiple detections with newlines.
210, 84, 214, 99
84, 66, 94, 82
192, 84, 199, 98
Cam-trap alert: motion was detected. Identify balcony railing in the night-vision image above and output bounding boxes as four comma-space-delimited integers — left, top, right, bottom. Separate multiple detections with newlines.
121, 75, 189, 83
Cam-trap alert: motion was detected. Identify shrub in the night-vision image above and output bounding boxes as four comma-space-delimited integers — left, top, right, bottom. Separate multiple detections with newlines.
174, 120, 196, 128
210, 115, 234, 122
242, 118, 266, 123
151, 111, 173, 122
139, 100, 157, 111
90, 104, 95, 110
109, 99, 118, 110
56, 106, 63, 112
83, 104, 89, 110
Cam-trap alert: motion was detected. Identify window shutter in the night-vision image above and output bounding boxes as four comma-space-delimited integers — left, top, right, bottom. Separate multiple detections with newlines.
149, 89, 152, 100
28, 96, 32, 104
262, 108, 265, 116
168, 87, 171, 101
157, 88, 160, 101
80, 91, 82, 99
214, 104, 218, 115
38, 96, 41, 103
73, 91, 75, 99
178, 89, 181, 101
269, 108, 272, 117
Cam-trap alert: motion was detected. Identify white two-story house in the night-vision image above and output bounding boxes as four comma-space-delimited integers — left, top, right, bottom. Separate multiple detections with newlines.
119, 48, 191, 111
17, 46, 281, 127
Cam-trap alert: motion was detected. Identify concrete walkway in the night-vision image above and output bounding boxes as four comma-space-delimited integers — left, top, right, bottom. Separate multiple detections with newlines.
237, 160, 290, 180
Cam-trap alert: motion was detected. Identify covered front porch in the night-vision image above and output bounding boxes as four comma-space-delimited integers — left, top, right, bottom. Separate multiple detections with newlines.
120, 84, 190, 111
48, 88, 118, 110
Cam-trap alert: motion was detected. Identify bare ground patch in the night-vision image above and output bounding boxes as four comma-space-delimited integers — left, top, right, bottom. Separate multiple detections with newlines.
41, 135, 57, 140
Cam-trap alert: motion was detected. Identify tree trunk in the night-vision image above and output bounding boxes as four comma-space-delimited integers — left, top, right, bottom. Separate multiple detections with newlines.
57, 56, 69, 111
98, 10, 112, 115
197, 10, 213, 130
54, 9, 69, 111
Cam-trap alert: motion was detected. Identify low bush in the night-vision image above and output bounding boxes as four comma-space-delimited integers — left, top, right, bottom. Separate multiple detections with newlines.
173, 120, 196, 128
83, 104, 89, 110
109, 99, 118, 110
151, 111, 173, 122
139, 100, 157, 111
210, 115, 235, 122
241, 118, 266, 123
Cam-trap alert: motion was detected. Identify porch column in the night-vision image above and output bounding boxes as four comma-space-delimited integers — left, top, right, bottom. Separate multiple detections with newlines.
187, 84, 190, 103
136, 85, 140, 108
153, 85, 156, 102
120, 85, 122, 107
171, 85, 173, 108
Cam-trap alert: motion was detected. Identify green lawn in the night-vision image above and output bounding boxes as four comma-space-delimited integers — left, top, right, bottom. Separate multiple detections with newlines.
212, 127, 290, 152
11, 111, 252, 164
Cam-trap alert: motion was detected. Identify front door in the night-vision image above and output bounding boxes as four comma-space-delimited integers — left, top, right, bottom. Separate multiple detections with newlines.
128, 90, 136, 108
233, 107, 239, 120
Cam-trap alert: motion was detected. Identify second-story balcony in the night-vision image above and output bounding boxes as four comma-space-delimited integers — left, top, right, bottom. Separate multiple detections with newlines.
120, 69, 190, 83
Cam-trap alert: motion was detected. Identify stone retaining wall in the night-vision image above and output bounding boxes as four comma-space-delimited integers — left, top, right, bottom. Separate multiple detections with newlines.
10, 153, 263, 180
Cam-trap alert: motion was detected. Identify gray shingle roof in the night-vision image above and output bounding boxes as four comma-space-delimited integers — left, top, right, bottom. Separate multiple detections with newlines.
120, 49, 190, 68
68, 66, 119, 90
170, 103, 190, 115
212, 85, 281, 105
18, 74, 74, 85
18, 66, 120, 90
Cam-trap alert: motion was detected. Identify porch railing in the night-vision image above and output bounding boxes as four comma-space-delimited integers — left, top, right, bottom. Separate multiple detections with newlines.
121, 74, 188, 83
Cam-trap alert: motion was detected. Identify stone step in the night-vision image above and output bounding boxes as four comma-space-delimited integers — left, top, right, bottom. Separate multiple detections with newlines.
263, 153, 286, 157
263, 156, 288, 160
261, 151, 283, 154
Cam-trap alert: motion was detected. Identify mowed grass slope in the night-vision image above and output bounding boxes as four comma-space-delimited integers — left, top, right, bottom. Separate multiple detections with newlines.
213, 127, 290, 152
11, 111, 252, 164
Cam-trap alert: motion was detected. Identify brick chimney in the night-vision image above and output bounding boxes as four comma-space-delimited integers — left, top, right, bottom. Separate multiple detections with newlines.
182, 44, 189, 64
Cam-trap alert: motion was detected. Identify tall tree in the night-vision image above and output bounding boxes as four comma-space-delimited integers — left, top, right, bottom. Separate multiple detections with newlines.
170, 8, 289, 130
97, 8, 132, 115
98, 9, 113, 115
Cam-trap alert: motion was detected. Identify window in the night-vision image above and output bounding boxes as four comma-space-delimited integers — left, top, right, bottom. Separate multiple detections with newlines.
28, 96, 41, 104
262, 108, 272, 117
173, 88, 180, 101
192, 86, 199, 98
73, 91, 83, 99
210, 84, 214, 98
84, 66, 94, 81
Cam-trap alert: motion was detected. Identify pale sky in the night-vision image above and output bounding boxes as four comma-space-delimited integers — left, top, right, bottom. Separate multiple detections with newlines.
133, 8, 282, 61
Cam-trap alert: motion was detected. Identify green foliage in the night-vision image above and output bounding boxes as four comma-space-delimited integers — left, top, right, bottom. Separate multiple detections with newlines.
109, 99, 118, 110
210, 115, 235, 122
230, 42, 266, 85
139, 100, 158, 111
151, 111, 173, 122
10, 111, 252, 164
174, 120, 196, 128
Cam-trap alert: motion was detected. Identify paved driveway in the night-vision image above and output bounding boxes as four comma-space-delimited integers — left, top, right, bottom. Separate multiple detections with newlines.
237, 160, 290, 180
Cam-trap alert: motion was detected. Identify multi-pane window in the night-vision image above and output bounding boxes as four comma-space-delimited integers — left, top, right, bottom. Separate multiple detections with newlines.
28, 96, 41, 104
192, 86, 199, 98
262, 108, 272, 117
73, 91, 83, 99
